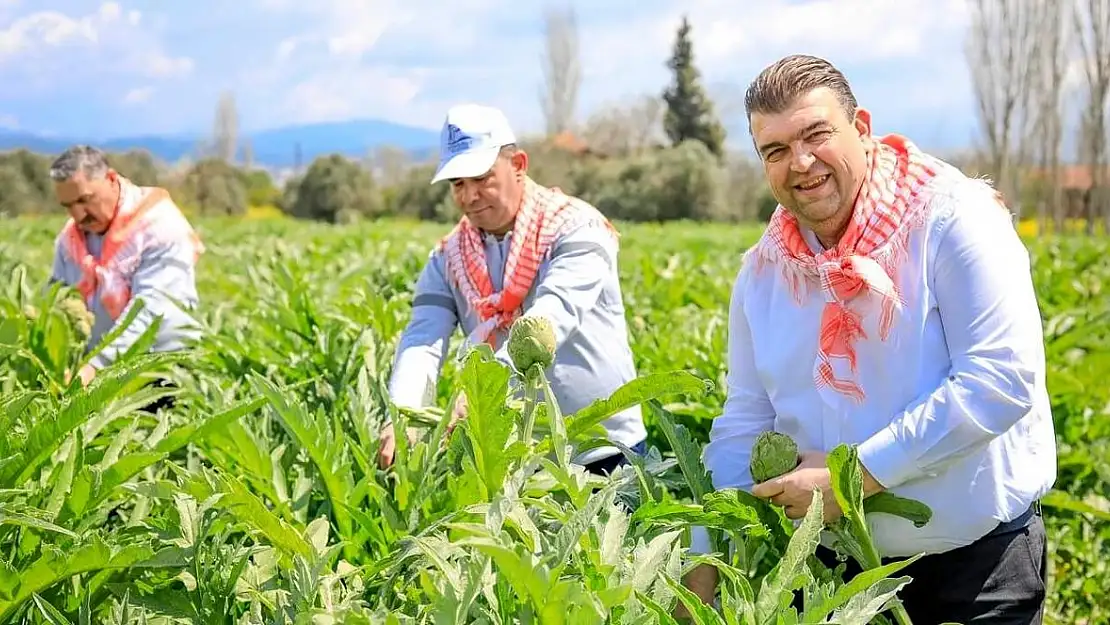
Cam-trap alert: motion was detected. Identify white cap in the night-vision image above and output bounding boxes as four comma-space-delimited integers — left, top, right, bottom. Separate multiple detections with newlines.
430, 103, 517, 184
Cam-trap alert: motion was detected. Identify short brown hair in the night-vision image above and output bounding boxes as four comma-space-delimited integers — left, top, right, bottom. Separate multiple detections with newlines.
744, 54, 858, 122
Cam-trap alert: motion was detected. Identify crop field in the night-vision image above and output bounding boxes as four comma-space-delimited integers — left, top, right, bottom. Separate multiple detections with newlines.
0, 215, 1106, 624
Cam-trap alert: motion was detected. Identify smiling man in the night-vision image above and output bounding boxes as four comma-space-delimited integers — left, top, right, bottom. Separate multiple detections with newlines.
379, 103, 648, 473
682, 55, 1057, 624
49, 145, 204, 388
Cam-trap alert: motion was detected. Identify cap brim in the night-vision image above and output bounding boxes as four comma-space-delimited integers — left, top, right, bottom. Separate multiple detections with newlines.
430, 147, 500, 184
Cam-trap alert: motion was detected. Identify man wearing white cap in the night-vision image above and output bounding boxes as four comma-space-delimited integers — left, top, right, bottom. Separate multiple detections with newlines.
378, 103, 648, 474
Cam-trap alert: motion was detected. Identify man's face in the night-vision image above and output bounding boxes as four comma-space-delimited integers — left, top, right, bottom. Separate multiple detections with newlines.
750, 87, 871, 237
450, 150, 528, 235
54, 170, 119, 234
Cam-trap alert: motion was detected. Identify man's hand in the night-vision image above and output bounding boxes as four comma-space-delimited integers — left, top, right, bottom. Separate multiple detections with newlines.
752, 450, 886, 522
444, 393, 468, 436
752, 450, 842, 523
676, 564, 718, 620
377, 425, 419, 470
78, 364, 96, 387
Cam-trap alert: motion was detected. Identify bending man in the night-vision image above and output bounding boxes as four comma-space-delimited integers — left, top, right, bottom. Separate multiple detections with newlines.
49, 145, 204, 387
379, 103, 648, 474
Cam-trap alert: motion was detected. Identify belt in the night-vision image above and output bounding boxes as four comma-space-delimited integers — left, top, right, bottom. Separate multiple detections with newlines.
985, 500, 1041, 538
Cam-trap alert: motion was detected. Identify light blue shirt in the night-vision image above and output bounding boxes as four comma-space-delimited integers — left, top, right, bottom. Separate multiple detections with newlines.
692, 163, 1057, 558
388, 213, 648, 465
51, 225, 202, 369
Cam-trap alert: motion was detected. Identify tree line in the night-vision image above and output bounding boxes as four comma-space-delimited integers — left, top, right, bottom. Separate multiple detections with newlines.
1, 4, 1108, 233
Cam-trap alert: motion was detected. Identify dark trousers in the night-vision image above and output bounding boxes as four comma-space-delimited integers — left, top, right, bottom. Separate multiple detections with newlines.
140, 378, 178, 414
583, 439, 647, 476
807, 505, 1047, 625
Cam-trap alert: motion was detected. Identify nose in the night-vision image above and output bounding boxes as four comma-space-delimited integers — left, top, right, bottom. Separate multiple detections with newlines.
454, 180, 480, 204
789, 145, 816, 173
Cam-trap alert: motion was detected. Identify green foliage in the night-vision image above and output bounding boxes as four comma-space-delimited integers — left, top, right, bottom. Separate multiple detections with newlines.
181, 157, 249, 216
661, 16, 727, 160
0, 215, 1105, 624
289, 153, 383, 223
757, 191, 780, 222
581, 140, 730, 222
383, 163, 455, 222
108, 150, 161, 187
239, 168, 282, 207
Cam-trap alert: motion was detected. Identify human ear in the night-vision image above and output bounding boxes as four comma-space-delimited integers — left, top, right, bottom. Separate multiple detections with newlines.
853, 108, 872, 137
511, 151, 529, 179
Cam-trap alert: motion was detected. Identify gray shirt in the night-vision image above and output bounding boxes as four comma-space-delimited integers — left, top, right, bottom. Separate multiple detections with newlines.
51, 223, 202, 369
388, 216, 647, 465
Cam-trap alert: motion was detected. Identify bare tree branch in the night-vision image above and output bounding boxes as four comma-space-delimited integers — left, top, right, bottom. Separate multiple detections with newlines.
1027, 0, 1069, 229
579, 95, 665, 157
538, 3, 582, 137
211, 90, 239, 163
966, 0, 1043, 217
1074, 0, 1110, 233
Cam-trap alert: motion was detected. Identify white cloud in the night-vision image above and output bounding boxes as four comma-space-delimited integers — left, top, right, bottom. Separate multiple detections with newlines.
282, 68, 424, 124
122, 86, 153, 105
0, 2, 192, 80
144, 54, 193, 78
245, 0, 529, 128
0, 10, 97, 56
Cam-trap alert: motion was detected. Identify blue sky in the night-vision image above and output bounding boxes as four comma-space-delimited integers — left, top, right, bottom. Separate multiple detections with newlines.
0, 0, 982, 153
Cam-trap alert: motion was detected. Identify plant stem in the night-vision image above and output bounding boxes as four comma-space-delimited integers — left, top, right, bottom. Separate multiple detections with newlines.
520, 379, 538, 444
891, 603, 914, 625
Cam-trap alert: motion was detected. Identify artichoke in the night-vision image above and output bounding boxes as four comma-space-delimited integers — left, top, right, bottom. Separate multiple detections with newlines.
507, 315, 556, 375
57, 297, 93, 340
750, 431, 800, 483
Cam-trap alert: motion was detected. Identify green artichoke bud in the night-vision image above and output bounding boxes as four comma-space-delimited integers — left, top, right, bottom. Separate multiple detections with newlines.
57, 297, 93, 340
750, 431, 800, 483
507, 316, 556, 375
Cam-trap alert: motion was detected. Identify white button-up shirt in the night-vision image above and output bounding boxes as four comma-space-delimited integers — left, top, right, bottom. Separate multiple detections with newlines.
693, 171, 1057, 558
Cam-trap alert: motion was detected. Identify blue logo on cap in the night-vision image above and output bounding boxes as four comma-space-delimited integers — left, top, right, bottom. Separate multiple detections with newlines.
446, 124, 473, 154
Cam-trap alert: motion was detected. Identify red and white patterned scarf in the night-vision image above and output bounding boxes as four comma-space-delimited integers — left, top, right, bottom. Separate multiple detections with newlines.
61, 177, 204, 321
747, 134, 944, 403
440, 177, 617, 347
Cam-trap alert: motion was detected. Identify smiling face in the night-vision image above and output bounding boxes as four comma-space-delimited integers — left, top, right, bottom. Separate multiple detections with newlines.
449, 147, 529, 235
750, 86, 872, 246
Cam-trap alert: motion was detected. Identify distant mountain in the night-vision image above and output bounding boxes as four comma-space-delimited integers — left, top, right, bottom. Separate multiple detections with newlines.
0, 119, 441, 170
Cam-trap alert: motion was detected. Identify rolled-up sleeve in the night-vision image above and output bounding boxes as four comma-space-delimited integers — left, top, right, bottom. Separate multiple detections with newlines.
89, 235, 201, 369
388, 252, 459, 410
690, 266, 778, 554
858, 187, 1045, 490
492, 222, 615, 368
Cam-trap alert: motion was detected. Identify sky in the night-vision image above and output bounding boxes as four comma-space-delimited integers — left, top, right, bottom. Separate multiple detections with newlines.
0, 0, 984, 153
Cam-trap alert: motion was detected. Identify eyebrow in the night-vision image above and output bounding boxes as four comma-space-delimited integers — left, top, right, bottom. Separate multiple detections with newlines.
59, 194, 93, 209
757, 121, 832, 154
